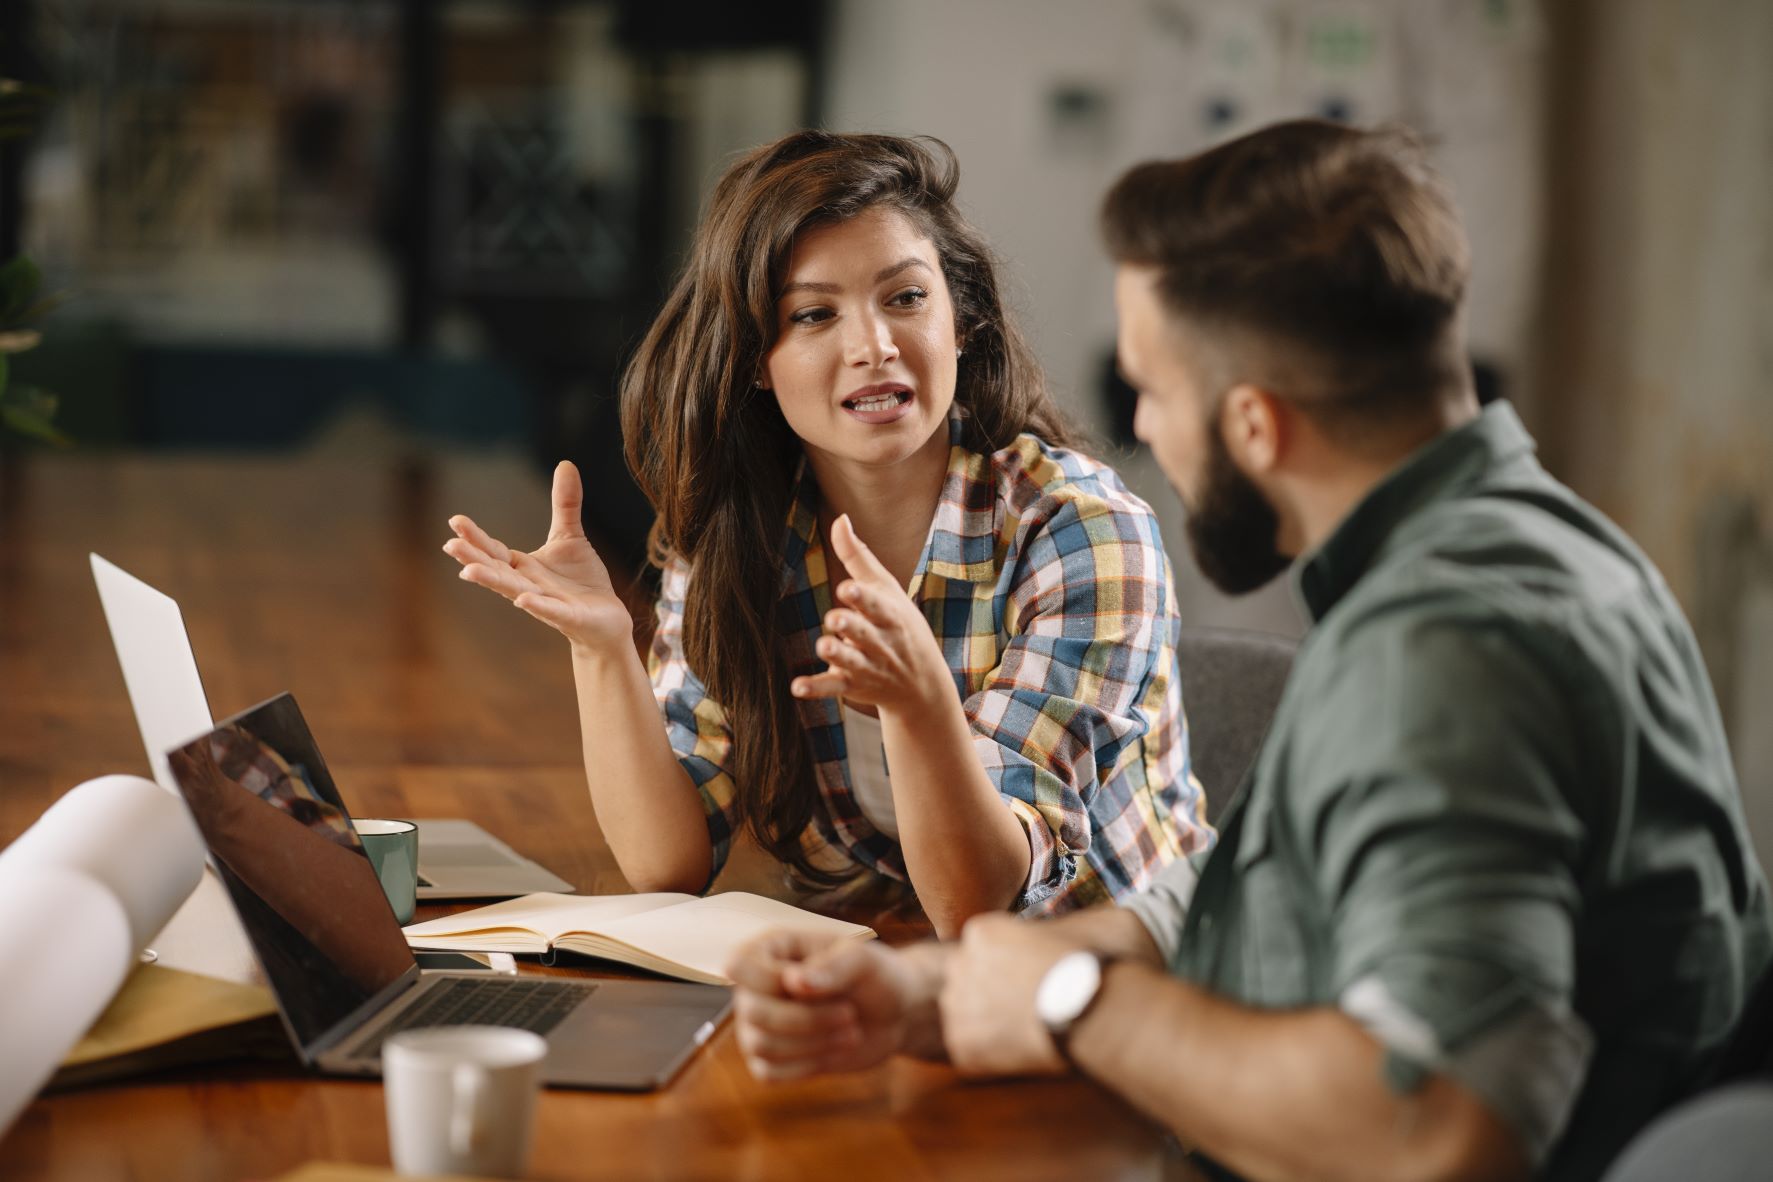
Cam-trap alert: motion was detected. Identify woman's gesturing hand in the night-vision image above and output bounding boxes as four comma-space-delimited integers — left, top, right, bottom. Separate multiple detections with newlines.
443, 460, 634, 651
791, 514, 950, 716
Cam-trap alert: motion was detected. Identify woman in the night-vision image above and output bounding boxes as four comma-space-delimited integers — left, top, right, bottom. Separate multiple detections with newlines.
444, 131, 1208, 936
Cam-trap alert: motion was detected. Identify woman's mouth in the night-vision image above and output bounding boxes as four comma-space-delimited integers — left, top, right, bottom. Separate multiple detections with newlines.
841, 384, 914, 424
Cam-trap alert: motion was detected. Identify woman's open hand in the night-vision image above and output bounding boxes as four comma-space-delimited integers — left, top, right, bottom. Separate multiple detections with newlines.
443, 461, 633, 651
791, 514, 950, 716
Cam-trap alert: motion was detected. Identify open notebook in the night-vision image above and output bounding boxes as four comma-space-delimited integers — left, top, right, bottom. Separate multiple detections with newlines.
401, 892, 876, 986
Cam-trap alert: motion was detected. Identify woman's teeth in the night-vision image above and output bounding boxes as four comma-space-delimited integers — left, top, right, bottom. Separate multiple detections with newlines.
849, 392, 906, 411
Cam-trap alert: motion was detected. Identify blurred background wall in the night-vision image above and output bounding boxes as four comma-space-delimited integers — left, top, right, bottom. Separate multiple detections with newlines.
2, 0, 1769, 858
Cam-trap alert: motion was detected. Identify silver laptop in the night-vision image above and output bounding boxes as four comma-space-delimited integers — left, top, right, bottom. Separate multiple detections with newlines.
167, 692, 730, 1089
90, 552, 574, 899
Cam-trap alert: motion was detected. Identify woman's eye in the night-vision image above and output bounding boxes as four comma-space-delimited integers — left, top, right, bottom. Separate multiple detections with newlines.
789, 306, 834, 325
890, 288, 929, 308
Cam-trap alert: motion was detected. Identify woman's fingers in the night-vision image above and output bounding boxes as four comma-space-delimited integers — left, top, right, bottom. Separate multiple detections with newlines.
448, 538, 571, 616
441, 536, 496, 571
447, 514, 513, 565
459, 559, 542, 603
792, 670, 850, 699
816, 635, 878, 678
829, 514, 895, 585
824, 608, 889, 657
547, 462, 588, 545
508, 548, 579, 597
834, 578, 901, 626
510, 588, 581, 632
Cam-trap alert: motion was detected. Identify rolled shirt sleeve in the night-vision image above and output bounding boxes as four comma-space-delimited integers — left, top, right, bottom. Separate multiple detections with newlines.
1297, 609, 1597, 1164
965, 493, 1173, 910
646, 557, 741, 886
1119, 852, 1203, 964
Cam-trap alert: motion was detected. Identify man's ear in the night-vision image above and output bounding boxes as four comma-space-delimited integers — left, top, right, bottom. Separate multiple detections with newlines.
1220, 383, 1287, 475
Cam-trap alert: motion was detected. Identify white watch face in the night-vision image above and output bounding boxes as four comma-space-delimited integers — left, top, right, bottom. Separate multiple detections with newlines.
1036, 951, 1103, 1031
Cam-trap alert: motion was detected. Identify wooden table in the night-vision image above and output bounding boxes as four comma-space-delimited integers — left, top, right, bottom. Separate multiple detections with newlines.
0, 448, 1191, 1181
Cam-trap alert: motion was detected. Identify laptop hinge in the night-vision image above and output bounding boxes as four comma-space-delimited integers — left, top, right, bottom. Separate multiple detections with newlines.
304, 965, 425, 1062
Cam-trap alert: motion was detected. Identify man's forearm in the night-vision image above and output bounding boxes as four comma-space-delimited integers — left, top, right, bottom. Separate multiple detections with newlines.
900, 907, 1162, 1062
1049, 904, 1168, 966
1068, 966, 1529, 1182
890, 940, 954, 1060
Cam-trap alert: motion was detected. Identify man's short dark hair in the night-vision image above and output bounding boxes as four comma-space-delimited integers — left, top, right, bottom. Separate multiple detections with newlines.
1102, 120, 1471, 431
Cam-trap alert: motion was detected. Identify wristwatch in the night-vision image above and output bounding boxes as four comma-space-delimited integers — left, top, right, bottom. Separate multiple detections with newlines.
1036, 950, 1117, 1060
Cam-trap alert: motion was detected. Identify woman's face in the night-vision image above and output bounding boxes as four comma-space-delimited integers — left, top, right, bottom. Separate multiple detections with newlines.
762, 205, 959, 474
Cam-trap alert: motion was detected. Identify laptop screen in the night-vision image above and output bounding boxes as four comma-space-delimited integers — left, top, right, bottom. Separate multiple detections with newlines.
167, 692, 417, 1053
90, 553, 216, 794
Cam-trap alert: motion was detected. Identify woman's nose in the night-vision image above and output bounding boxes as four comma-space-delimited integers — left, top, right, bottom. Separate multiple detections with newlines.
843, 310, 899, 368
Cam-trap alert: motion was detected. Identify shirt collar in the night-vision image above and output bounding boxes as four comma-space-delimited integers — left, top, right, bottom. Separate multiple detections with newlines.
782, 407, 1002, 591
1293, 401, 1539, 622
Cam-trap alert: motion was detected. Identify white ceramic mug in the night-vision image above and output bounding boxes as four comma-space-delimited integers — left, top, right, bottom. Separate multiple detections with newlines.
384, 1026, 547, 1178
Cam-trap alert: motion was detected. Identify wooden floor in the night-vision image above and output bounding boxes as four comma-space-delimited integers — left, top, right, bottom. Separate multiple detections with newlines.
0, 446, 1189, 1181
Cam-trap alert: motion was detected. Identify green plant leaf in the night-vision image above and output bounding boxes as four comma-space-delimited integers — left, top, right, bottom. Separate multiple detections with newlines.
0, 256, 42, 323
1, 404, 72, 446
2, 382, 57, 417
15, 291, 70, 323
0, 382, 70, 446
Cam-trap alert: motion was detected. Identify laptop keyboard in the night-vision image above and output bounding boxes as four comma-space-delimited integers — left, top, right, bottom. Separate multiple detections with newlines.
347, 976, 597, 1062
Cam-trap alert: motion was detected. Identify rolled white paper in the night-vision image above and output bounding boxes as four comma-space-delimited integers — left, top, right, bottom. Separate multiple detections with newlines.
0, 774, 208, 1139
0, 863, 135, 1137
0, 774, 204, 950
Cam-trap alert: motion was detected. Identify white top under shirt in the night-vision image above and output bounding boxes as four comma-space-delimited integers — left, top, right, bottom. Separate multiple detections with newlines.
840, 704, 899, 839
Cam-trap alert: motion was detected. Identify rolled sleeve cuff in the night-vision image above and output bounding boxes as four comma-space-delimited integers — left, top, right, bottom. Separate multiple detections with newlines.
1005, 797, 1077, 912
1340, 974, 1594, 1166
1117, 854, 1200, 967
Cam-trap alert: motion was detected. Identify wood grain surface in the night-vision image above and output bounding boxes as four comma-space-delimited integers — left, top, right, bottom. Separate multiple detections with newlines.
0, 449, 1193, 1181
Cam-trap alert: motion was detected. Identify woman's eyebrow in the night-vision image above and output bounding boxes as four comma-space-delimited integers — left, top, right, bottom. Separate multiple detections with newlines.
873, 257, 930, 283
778, 257, 932, 300
780, 279, 840, 298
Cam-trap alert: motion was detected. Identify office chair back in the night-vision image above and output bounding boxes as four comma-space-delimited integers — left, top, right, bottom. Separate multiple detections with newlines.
1599, 892, 1773, 1178
1709, 954, 1773, 1084
1175, 626, 1298, 826
1602, 1081, 1773, 1181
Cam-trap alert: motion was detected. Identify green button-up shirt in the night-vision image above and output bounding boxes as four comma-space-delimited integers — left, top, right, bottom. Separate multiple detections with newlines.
1124, 402, 1771, 1181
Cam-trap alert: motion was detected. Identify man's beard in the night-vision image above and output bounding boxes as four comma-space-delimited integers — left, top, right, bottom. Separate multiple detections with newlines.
1183, 425, 1290, 595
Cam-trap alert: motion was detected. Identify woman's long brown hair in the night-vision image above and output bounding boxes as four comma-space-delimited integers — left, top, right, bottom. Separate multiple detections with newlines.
620, 130, 1076, 886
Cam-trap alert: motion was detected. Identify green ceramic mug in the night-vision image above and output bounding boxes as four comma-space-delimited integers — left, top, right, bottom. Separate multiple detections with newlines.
353, 818, 419, 925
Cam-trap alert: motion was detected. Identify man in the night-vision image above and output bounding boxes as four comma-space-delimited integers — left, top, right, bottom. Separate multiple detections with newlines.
724, 120, 1772, 1182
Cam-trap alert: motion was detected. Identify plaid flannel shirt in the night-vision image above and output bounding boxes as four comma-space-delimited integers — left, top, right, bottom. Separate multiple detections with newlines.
648, 416, 1211, 914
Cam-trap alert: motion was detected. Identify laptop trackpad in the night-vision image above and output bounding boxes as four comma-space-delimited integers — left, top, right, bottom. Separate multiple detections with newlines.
545, 980, 731, 1091
424, 842, 522, 867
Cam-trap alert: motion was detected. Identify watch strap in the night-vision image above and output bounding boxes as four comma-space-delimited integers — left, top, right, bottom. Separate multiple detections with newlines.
1046, 952, 1119, 1063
